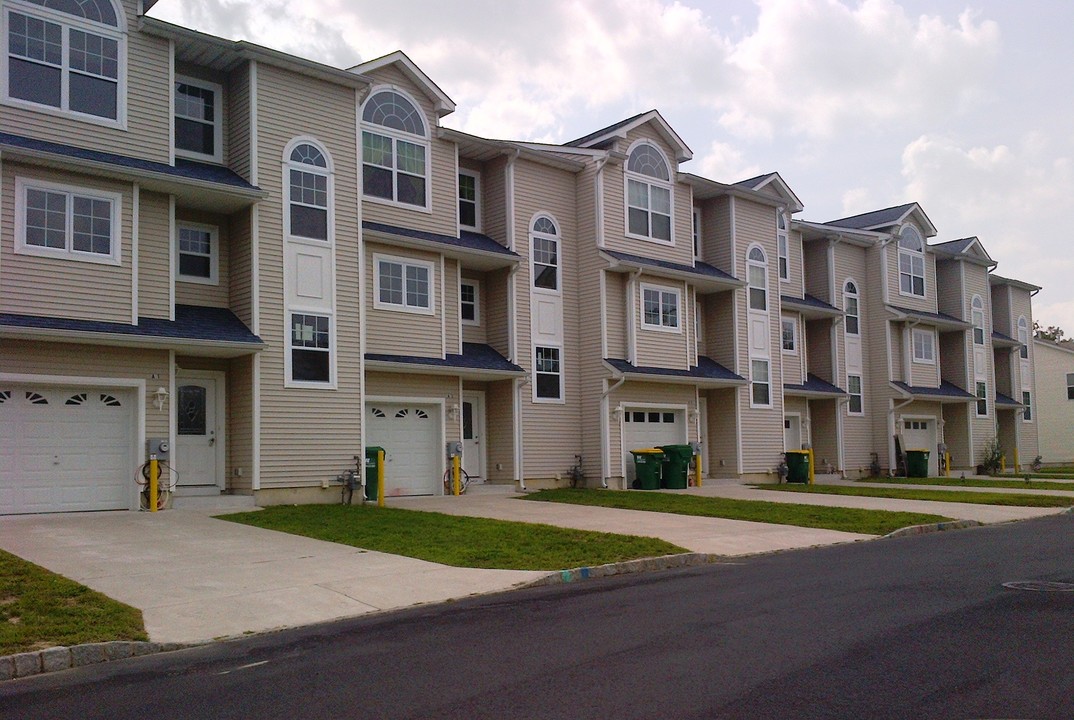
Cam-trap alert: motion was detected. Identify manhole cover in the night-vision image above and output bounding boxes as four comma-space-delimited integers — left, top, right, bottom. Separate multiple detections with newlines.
1003, 580, 1074, 592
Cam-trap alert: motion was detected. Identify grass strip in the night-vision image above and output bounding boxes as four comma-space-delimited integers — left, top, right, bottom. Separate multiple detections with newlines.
221, 504, 685, 571
858, 477, 1074, 491
0, 549, 147, 656
754, 483, 1074, 507
523, 488, 949, 536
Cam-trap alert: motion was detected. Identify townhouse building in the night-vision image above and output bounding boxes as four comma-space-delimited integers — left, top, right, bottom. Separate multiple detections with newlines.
0, 0, 1041, 515
1033, 338, 1074, 465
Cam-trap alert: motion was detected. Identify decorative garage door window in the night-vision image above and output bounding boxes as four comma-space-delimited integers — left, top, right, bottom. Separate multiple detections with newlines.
624, 411, 677, 424
178, 385, 207, 435
393, 408, 429, 419
904, 420, 928, 430
0, 390, 10, 403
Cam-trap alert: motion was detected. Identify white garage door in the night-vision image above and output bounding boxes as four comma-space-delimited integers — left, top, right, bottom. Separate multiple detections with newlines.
622, 408, 686, 482
0, 386, 134, 514
365, 403, 441, 496
901, 419, 938, 476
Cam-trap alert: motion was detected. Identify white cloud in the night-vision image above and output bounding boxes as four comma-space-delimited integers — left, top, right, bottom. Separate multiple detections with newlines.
698, 141, 762, 183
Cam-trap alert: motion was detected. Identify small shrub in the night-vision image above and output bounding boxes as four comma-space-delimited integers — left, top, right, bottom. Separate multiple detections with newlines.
982, 437, 1004, 476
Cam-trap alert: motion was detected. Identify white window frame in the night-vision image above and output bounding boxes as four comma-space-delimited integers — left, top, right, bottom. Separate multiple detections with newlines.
975, 380, 988, 417
847, 374, 863, 415
530, 215, 560, 295
1018, 316, 1029, 359
458, 169, 480, 231
175, 220, 219, 285
286, 311, 335, 388
781, 317, 797, 354
777, 212, 789, 281
533, 345, 563, 404
624, 141, 674, 246
360, 87, 430, 212
1066, 373, 1074, 401
971, 295, 986, 346
283, 138, 334, 246
898, 226, 926, 298
750, 358, 771, 409
844, 280, 860, 336
373, 253, 435, 315
173, 74, 223, 164
747, 245, 768, 312
911, 328, 935, 364
640, 282, 681, 333
692, 206, 701, 260
1, 0, 127, 129
460, 280, 479, 326
1022, 391, 1033, 422
14, 176, 121, 266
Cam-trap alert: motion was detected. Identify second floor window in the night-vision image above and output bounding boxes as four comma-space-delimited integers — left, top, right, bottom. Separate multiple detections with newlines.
777, 212, 789, 280
531, 216, 558, 291
362, 89, 427, 208
976, 381, 987, 417
844, 281, 860, 335
174, 76, 222, 162
912, 328, 935, 364
625, 142, 672, 243
898, 226, 925, 297
375, 256, 433, 314
176, 222, 218, 284
458, 171, 478, 229
747, 246, 768, 311
15, 177, 120, 266
848, 375, 863, 414
460, 281, 478, 325
781, 318, 796, 353
287, 142, 330, 242
642, 284, 680, 331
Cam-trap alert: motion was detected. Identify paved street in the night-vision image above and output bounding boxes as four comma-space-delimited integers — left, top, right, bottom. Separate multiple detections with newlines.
4, 513, 1074, 719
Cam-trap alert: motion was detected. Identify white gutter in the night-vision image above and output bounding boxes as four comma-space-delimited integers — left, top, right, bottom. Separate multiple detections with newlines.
0, 326, 263, 356
514, 375, 530, 491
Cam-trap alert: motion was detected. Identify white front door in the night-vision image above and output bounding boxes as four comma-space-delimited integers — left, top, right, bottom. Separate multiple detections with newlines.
462, 392, 485, 482
784, 415, 801, 451
176, 374, 224, 488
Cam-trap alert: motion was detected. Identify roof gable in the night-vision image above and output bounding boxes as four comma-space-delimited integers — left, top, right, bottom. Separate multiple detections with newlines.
932, 236, 996, 266
826, 202, 938, 237
567, 110, 692, 162
735, 172, 804, 213
350, 51, 455, 117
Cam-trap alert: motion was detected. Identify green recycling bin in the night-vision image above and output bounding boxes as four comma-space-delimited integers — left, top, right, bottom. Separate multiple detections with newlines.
785, 450, 810, 483
630, 448, 664, 490
659, 444, 694, 489
364, 446, 385, 501
905, 449, 930, 478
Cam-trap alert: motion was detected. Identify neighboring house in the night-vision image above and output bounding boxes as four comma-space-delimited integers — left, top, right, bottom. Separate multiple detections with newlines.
1033, 339, 1074, 465
0, 0, 1045, 515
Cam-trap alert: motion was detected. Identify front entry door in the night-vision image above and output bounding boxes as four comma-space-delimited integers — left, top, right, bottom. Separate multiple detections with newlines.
176, 375, 223, 488
462, 392, 485, 482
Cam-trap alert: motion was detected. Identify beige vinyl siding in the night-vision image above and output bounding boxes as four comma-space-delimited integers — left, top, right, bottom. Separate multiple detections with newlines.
460, 273, 486, 345
227, 208, 253, 328
703, 292, 737, 371
810, 399, 841, 473
802, 240, 830, 304
635, 278, 689, 369
782, 229, 804, 296
886, 242, 938, 313
484, 378, 516, 481
359, 65, 456, 236
482, 157, 508, 245
174, 207, 230, 308
1, 163, 133, 323
254, 63, 361, 489
704, 387, 739, 476
833, 243, 874, 474
781, 313, 804, 386
942, 402, 971, 469
227, 63, 252, 182
444, 258, 460, 353
910, 333, 940, 386
935, 261, 963, 319
889, 324, 904, 382
136, 190, 171, 319
991, 282, 1012, 335
364, 242, 443, 358
963, 264, 995, 464
994, 347, 1013, 396
484, 267, 509, 359
701, 196, 733, 275
939, 332, 966, 387
1034, 342, 1074, 463
1010, 287, 1038, 458
0, 340, 169, 439
605, 272, 628, 359
0, 1, 171, 163
862, 243, 898, 460
608, 381, 698, 481
806, 319, 833, 383
226, 354, 255, 491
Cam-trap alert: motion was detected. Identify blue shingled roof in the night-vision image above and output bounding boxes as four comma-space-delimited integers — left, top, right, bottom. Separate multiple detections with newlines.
892, 380, 976, 401
931, 237, 977, 256
363, 221, 518, 258
781, 294, 842, 315
826, 203, 916, 230
992, 330, 1020, 346
602, 249, 738, 283
733, 172, 775, 189
887, 305, 968, 328
784, 374, 846, 396
566, 110, 652, 147
366, 343, 523, 375
605, 357, 745, 384
0, 132, 260, 191
0, 305, 262, 345
995, 392, 1023, 408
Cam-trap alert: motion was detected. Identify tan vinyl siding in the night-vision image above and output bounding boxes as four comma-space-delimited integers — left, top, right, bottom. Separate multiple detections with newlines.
1010, 287, 1038, 459
365, 243, 443, 358
704, 387, 739, 476
226, 354, 254, 491
809, 398, 840, 472
1034, 341, 1074, 464
228, 208, 253, 328
0, 1, 171, 163
136, 190, 171, 319
484, 267, 509, 359
635, 278, 689, 369
460, 273, 486, 345
781, 313, 804, 386
701, 197, 733, 275
174, 208, 230, 308
963, 264, 994, 464
482, 379, 516, 481
939, 332, 966, 387
890, 324, 904, 382
991, 282, 1012, 335
1, 163, 132, 323
886, 242, 938, 313
782, 229, 804, 297
910, 346, 940, 386
935, 261, 963, 319
605, 272, 628, 359
703, 292, 737, 371
806, 319, 833, 384
227, 63, 252, 182
444, 258, 460, 353
803, 240, 830, 304
942, 402, 971, 468
482, 157, 507, 245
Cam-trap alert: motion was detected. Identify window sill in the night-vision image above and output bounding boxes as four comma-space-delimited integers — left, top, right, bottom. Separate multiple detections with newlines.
15, 244, 121, 267
2, 96, 126, 131
624, 231, 674, 247
174, 148, 223, 165
176, 275, 219, 286
641, 323, 682, 334
363, 194, 432, 215
372, 301, 435, 316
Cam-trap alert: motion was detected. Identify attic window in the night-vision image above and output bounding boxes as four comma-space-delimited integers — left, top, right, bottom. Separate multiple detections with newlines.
898, 226, 925, 297
625, 142, 672, 243
362, 89, 428, 208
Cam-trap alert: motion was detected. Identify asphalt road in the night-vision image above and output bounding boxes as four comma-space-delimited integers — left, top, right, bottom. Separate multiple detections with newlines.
5, 514, 1074, 719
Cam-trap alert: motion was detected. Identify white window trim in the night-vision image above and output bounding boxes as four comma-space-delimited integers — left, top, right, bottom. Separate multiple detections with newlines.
458, 168, 480, 231
911, 328, 935, 364
781, 316, 797, 354
174, 220, 219, 285
971, 295, 986, 346
692, 206, 701, 260
746, 244, 769, 313
173, 74, 223, 164
282, 137, 334, 248
750, 358, 772, 409
844, 281, 861, 336
284, 310, 336, 389
460, 280, 479, 327
777, 214, 789, 282
532, 344, 564, 404
530, 216, 560, 296
640, 282, 682, 334
360, 86, 431, 213
1022, 391, 1033, 423
975, 380, 988, 418
14, 176, 122, 266
373, 253, 436, 316
897, 247, 926, 298
1065, 373, 1074, 401
1018, 316, 1030, 359
1, 1, 128, 129
847, 374, 864, 416
623, 141, 674, 246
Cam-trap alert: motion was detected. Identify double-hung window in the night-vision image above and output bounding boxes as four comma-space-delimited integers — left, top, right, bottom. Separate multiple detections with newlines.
976, 381, 988, 417
290, 313, 330, 384
692, 207, 701, 259
531, 216, 558, 291
781, 318, 796, 353
1066, 373, 1074, 401
641, 284, 680, 331
898, 226, 925, 297
848, 375, 863, 414
1023, 391, 1033, 421
458, 171, 479, 229
751, 359, 771, 407
460, 281, 478, 325
362, 89, 428, 208
625, 143, 672, 243
912, 328, 935, 364
971, 296, 986, 346
174, 76, 222, 162
375, 255, 434, 314
777, 212, 789, 281
176, 222, 218, 284
287, 143, 330, 241
15, 177, 120, 265
1018, 317, 1029, 359
747, 247, 768, 311
5, 0, 123, 123
844, 281, 860, 335
535, 346, 562, 401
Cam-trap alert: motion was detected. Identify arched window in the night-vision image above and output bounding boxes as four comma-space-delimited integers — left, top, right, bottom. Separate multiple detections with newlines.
625, 142, 672, 242
5, 0, 125, 122
971, 295, 985, 346
777, 212, 789, 280
1018, 316, 1029, 359
747, 246, 767, 311
531, 215, 558, 291
898, 226, 925, 297
844, 280, 860, 335
285, 140, 332, 242
361, 89, 428, 207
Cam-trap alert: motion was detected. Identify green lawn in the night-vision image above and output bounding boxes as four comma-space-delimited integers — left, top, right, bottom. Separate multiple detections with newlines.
858, 476, 1074, 491
221, 504, 685, 571
523, 488, 950, 536
0, 549, 147, 656
755, 483, 1074, 507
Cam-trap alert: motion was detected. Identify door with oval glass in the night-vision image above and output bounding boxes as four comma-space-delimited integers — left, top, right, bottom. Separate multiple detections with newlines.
462, 391, 485, 482
175, 372, 225, 489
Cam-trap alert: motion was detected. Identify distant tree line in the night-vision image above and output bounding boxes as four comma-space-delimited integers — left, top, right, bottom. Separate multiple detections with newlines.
1034, 322, 1072, 346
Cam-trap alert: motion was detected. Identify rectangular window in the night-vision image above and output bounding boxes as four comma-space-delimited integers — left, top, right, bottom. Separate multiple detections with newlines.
641, 285, 680, 331
362, 131, 427, 208
458, 171, 479, 229
692, 207, 701, 259
289, 168, 328, 240
748, 264, 767, 311
460, 281, 478, 325
627, 179, 671, 242
374, 256, 433, 314
535, 346, 561, 401
899, 251, 925, 296
1067, 373, 1074, 401
972, 315, 985, 346
532, 236, 558, 290
781, 318, 796, 353
174, 77, 222, 162
751, 359, 770, 407
848, 375, 863, 414
912, 328, 935, 364
290, 313, 330, 384
845, 295, 859, 335
1023, 391, 1032, 421
176, 223, 218, 284
15, 178, 120, 265
778, 234, 789, 281
975, 381, 988, 417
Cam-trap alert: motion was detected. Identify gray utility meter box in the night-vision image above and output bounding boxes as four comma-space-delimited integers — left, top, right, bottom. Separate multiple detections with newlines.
446, 441, 463, 457
147, 438, 170, 461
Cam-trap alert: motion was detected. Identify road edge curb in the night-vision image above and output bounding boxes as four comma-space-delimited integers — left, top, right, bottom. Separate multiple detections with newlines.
519, 552, 723, 589
0, 640, 200, 682
883, 519, 984, 539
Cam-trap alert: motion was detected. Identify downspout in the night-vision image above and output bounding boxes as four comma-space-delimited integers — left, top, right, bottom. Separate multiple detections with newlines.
626, 268, 642, 364
595, 155, 609, 250
888, 392, 916, 473
514, 374, 530, 491
600, 373, 627, 488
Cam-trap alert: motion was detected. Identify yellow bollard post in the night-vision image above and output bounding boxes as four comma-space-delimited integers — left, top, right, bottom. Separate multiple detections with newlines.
694, 452, 702, 488
1014, 448, 1020, 474
807, 449, 815, 485
1000, 454, 1006, 473
945, 452, 952, 477
376, 449, 385, 507
149, 455, 159, 513
452, 454, 461, 496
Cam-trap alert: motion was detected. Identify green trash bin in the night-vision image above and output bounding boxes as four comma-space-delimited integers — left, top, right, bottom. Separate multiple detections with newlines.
364, 446, 385, 501
905, 449, 930, 478
785, 450, 810, 483
659, 444, 694, 489
630, 449, 664, 490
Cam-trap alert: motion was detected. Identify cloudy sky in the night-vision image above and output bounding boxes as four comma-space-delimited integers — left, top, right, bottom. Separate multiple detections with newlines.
150, 0, 1074, 333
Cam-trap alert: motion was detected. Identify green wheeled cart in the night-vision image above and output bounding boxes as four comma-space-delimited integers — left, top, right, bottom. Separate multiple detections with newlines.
630, 449, 664, 490
905, 449, 930, 478
659, 444, 695, 489
785, 450, 810, 483
364, 446, 385, 501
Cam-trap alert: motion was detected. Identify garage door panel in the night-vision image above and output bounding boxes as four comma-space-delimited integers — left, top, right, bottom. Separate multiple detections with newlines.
366, 404, 441, 496
622, 408, 686, 482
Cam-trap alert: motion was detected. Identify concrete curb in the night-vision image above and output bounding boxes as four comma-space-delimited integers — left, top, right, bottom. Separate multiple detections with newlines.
0, 641, 196, 682
883, 519, 984, 538
520, 552, 723, 589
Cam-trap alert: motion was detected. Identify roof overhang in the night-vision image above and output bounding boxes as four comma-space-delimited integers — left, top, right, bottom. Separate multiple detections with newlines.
781, 295, 844, 320
363, 225, 520, 271
886, 306, 970, 332
0, 325, 263, 358
783, 386, 847, 399
350, 50, 455, 116
599, 250, 742, 293
679, 173, 786, 209
602, 360, 746, 388
992, 332, 1021, 350
738, 172, 804, 213
989, 274, 1042, 293
574, 110, 692, 162
931, 237, 997, 268
365, 358, 525, 380
890, 381, 975, 404
437, 128, 586, 173
792, 220, 885, 247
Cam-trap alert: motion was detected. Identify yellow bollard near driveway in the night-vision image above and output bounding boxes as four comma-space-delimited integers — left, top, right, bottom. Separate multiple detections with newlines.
149, 456, 159, 513
807, 448, 815, 485
377, 449, 385, 507
452, 455, 461, 496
